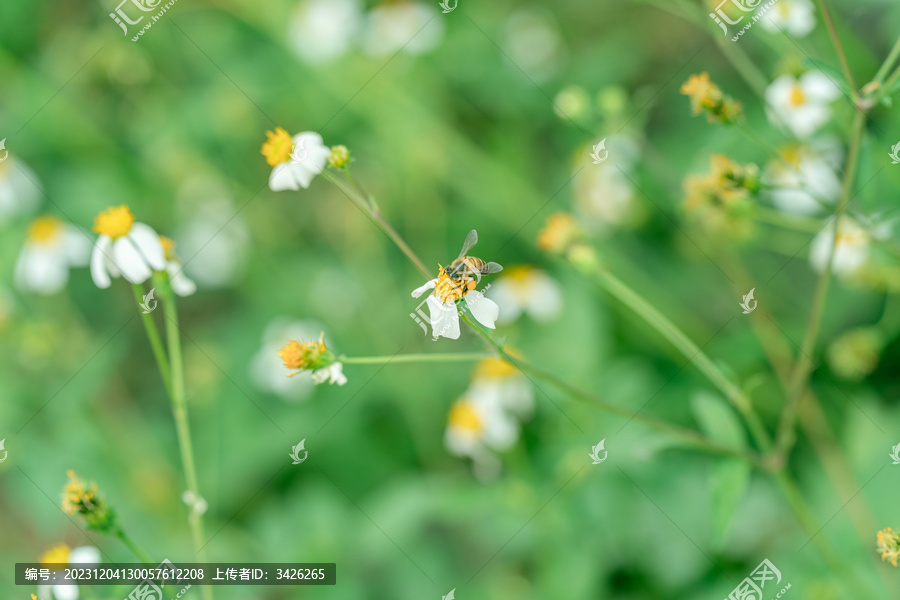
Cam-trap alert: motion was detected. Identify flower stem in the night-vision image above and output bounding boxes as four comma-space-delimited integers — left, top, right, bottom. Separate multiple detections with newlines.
132, 284, 171, 395
870, 34, 900, 90
816, 0, 858, 98
115, 527, 154, 564
340, 352, 491, 365
773, 109, 866, 460
754, 206, 824, 234
153, 271, 212, 600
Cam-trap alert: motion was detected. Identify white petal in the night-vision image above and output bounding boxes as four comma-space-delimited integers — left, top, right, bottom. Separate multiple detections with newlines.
269, 162, 301, 191
112, 237, 152, 284
465, 291, 499, 329
15, 248, 68, 294
90, 235, 113, 289
63, 227, 92, 266
68, 546, 101, 564
427, 295, 460, 339
128, 223, 166, 270
51, 583, 79, 600
411, 279, 437, 298
167, 261, 197, 296
524, 273, 563, 322
802, 71, 841, 102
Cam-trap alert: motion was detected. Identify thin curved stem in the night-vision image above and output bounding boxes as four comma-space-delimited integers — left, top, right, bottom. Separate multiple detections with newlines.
341, 352, 491, 365
115, 527, 154, 564
816, 0, 858, 98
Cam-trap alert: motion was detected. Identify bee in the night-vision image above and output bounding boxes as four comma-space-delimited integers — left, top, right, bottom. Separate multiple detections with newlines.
434, 229, 503, 303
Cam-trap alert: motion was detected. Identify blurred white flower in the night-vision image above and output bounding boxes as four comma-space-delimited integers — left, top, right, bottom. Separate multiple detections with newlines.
250, 318, 323, 401
469, 356, 535, 418
262, 128, 331, 192
761, 0, 815, 37
444, 394, 521, 480
310, 361, 347, 386
810, 216, 870, 277
90, 205, 165, 288
766, 72, 840, 139
763, 138, 843, 215
37, 544, 100, 600
487, 266, 562, 325
0, 158, 41, 225
175, 197, 250, 289
362, 1, 443, 57
159, 236, 196, 297
502, 9, 563, 83
411, 278, 499, 340
289, 0, 362, 64
14, 216, 90, 295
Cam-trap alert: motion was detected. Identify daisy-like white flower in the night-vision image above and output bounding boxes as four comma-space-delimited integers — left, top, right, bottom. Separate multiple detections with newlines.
250, 318, 323, 401
175, 196, 250, 289
574, 134, 642, 232
810, 216, 870, 277
763, 139, 842, 215
362, 1, 443, 57
760, 0, 815, 37
260, 128, 331, 192
411, 231, 501, 340
14, 216, 90, 295
444, 394, 522, 480
0, 156, 41, 226
37, 543, 101, 600
90, 205, 165, 288
487, 266, 562, 325
289, 0, 362, 65
766, 71, 841, 139
159, 236, 196, 297
279, 333, 347, 386
468, 356, 535, 417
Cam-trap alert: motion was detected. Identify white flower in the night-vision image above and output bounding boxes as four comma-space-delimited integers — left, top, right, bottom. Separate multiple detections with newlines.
411, 279, 499, 340
311, 362, 347, 386
0, 157, 41, 225
250, 318, 322, 401
763, 138, 843, 215
174, 195, 249, 289
159, 236, 196, 297
444, 394, 522, 480
469, 356, 535, 418
14, 216, 90, 295
501, 9, 562, 83
37, 545, 100, 600
261, 128, 331, 192
90, 205, 165, 288
289, 0, 361, 64
810, 216, 870, 277
761, 0, 815, 37
766, 72, 841, 139
362, 1, 443, 57
487, 266, 562, 325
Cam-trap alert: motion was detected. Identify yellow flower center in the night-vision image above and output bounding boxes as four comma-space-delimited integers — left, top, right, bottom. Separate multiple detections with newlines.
27, 216, 64, 245
449, 400, 482, 433
279, 334, 329, 374
474, 356, 518, 379
328, 145, 350, 168
160, 236, 176, 260
261, 127, 294, 167
789, 83, 806, 107
40, 543, 71, 566
93, 205, 134, 239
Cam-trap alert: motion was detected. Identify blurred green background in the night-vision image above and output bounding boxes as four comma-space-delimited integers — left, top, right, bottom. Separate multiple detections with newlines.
2, 0, 900, 598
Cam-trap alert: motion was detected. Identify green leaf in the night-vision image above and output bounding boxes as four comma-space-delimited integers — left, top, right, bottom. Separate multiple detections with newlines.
690, 391, 748, 448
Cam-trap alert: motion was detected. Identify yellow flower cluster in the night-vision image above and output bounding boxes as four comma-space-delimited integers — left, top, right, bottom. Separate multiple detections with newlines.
877, 527, 900, 567
683, 155, 759, 239
279, 333, 336, 376
328, 145, 350, 168
538, 213, 598, 272
61, 470, 116, 532
681, 72, 743, 124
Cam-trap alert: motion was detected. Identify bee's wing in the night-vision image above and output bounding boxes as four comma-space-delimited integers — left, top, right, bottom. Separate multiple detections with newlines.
456, 229, 478, 259
479, 261, 503, 274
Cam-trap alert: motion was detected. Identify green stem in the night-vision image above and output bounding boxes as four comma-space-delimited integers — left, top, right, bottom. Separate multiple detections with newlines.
816, 0, 858, 98
458, 313, 759, 463
115, 527, 154, 564
153, 271, 212, 600
340, 352, 491, 364
773, 109, 866, 459
870, 35, 900, 90
132, 284, 172, 395
754, 207, 824, 233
